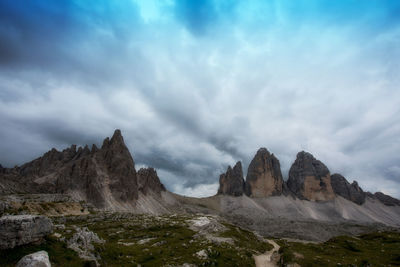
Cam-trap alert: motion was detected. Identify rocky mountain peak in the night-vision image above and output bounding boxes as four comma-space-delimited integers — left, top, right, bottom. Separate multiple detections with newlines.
91, 144, 99, 153
245, 148, 284, 197
330, 174, 366, 205
137, 167, 166, 195
0, 130, 143, 209
218, 161, 245, 196
110, 129, 123, 144
287, 151, 335, 201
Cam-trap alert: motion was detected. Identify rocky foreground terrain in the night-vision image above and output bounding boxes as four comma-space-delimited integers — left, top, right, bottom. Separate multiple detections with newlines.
1, 129, 400, 266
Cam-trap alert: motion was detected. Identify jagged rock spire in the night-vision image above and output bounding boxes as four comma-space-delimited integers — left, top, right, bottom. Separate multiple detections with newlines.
137, 167, 166, 195
245, 148, 284, 197
331, 173, 366, 205
218, 161, 245, 196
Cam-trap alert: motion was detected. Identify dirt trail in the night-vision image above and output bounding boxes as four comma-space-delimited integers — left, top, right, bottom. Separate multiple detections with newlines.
254, 239, 280, 267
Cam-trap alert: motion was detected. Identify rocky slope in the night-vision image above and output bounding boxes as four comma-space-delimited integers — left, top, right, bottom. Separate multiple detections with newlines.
373, 192, 400, 206
0, 130, 166, 211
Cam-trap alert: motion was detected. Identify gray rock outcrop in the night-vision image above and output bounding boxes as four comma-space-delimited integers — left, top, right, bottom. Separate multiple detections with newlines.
373, 192, 400, 206
217, 162, 245, 196
287, 151, 335, 201
245, 148, 284, 197
16, 250, 51, 267
330, 174, 366, 205
0, 215, 52, 249
137, 167, 166, 195
67, 226, 104, 264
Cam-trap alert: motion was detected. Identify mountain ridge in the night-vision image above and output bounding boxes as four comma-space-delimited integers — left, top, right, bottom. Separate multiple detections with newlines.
1, 129, 400, 231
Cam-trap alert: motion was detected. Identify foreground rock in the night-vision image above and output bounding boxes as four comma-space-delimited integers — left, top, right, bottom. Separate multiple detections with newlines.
0, 215, 52, 249
218, 161, 245, 196
287, 151, 335, 201
16, 250, 51, 267
245, 148, 284, 197
67, 226, 104, 264
331, 174, 366, 205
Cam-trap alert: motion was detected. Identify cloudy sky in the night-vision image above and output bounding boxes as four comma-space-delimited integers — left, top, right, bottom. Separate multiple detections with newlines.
1, 0, 400, 198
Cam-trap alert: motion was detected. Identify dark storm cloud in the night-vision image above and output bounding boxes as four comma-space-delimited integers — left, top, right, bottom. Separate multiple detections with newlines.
1, 0, 400, 197
0, 0, 143, 89
135, 147, 223, 187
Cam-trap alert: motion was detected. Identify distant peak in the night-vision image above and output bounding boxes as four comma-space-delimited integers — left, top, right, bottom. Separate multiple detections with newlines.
91, 144, 98, 153
110, 129, 124, 144
112, 129, 122, 137
101, 130, 123, 148
296, 151, 314, 159
256, 147, 270, 155
233, 161, 242, 170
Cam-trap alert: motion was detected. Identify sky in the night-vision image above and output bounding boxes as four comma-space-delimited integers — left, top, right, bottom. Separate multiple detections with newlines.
1, 0, 400, 198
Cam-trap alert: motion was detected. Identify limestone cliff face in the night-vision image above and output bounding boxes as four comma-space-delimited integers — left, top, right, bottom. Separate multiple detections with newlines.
331, 174, 366, 205
0, 130, 165, 209
217, 161, 245, 196
287, 151, 335, 201
245, 148, 284, 197
137, 167, 166, 195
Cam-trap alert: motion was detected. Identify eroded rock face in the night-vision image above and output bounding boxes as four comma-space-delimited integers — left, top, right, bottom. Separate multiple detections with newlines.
331, 174, 366, 205
287, 151, 335, 201
137, 167, 166, 195
16, 250, 51, 267
0, 130, 139, 209
245, 148, 284, 197
0, 215, 52, 249
217, 162, 245, 196
373, 192, 400, 206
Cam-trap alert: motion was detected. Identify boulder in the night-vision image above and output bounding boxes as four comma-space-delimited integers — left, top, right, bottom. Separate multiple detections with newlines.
287, 151, 335, 201
16, 250, 51, 267
218, 162, 245, 196
245, 148, 284, 197
67, 226, 104, 264
0, 215, 52, 249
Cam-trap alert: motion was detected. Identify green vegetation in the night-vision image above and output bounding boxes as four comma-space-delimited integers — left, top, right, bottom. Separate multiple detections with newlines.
86, 214, 269, 266
0, 236, 87, 267
0, 213, 272, 266
3, 211, 398, 267
278, 231, 400, 266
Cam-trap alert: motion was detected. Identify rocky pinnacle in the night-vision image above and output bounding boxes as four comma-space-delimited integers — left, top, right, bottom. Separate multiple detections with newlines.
245, 148, 284, 197
218, 161, 245, 196
287, 151, 335, 201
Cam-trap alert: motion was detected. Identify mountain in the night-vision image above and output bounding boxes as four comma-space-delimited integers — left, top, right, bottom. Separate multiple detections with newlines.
0, 130, 168, 211
331, 173, 366, 205
1, 130, 400, 241
217, 161, 245, 196
245, 148, 284, 197
287, 151, 335, 201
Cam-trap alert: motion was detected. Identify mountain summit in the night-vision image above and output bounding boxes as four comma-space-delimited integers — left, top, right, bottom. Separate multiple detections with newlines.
0, 130, 165, 210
